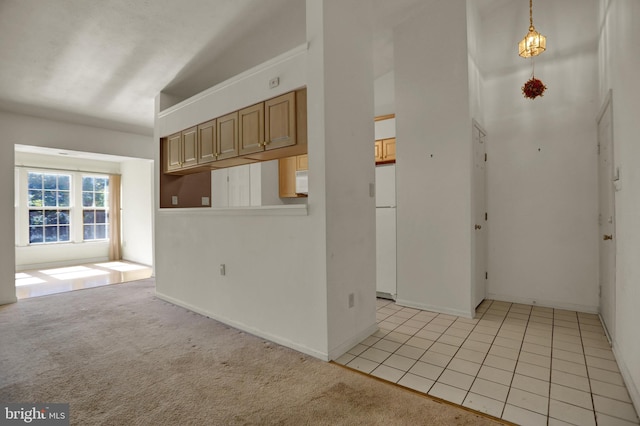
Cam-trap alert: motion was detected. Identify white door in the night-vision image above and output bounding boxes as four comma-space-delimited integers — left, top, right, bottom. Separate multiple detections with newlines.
598, 97, 616, 340
473, 124, 487, 308
376, 207, 397, 297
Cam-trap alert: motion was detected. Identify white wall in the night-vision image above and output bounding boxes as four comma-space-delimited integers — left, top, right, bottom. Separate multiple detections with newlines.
0, 111, 154, 305
374, 70, 395, 117
483, 2, 600, 312
154, 1, 377, 359
466, 0, 484, 126
394, 1, 474, 317
121, 159, 154, 266
310, 0, 377, 359
598, 0, 640, 411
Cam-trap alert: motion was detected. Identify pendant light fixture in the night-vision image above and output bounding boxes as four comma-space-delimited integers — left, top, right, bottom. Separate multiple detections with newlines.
518, 0, 546, 58
519, 0, 547, 99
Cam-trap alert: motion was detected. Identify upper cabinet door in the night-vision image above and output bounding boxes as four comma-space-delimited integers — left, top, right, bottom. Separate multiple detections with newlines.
238, 103, 265, 156
375, 140, 383, 162
382, 138, 396, 162
217, 111, 239, 160
265, 92, 296, 151
181, 126, 198, 168
197, 119, 216, 164
165, 132, 183, 172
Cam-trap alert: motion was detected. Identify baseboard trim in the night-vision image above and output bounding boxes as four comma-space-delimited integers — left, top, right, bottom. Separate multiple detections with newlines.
328, 323, 379, 361
612, 343, 640, 417
486, 293, 598, 314
155, 291, 329, 361
0, 296, 18, 306
395, 298, 474, 319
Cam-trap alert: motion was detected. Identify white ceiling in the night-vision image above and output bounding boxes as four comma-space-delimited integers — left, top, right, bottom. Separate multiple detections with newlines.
0, 0, 598, 137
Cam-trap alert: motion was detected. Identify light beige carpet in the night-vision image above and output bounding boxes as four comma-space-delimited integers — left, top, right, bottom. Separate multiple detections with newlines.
0, 279, 506, 425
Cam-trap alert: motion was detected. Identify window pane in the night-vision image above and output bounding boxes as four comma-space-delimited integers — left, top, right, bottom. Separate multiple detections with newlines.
44, 190, 57, 207
44, 226, 58, 242
44, 210, 58, 225
83, 192, 94, 207
96, 224, 107, 239
26, 172, 75, 245
84, 225, 94, 240
95, 193, 105, 207
29, 210, 44, 226
59, 226, 70, 242
95, 178, 107, 192
83, 210, 95, 224
29, 227, 43, 244
58, 175, 70, 190
43, 174, 57, 190
57, 191, 70, 207
28, 190, 43, 207
82, 177, 94, 191
28, 173, 43, 190
96, 210, 106, 223
58, 210, 70, 224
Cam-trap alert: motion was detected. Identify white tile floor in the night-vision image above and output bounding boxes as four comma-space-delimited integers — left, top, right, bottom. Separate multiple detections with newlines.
336, 299, 640, 426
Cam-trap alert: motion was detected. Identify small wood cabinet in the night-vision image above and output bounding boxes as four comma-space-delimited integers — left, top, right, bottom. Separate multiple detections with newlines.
217, 111, 239, 160
164, 126, 198, 172
265, 92, 297, 151
197, 119, 216, 165
239, 103, 265, 155
279, 154, 308, 198
375, 138, 396, 164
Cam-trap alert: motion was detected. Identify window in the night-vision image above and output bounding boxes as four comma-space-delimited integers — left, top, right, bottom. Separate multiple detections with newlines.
27, 172, 71, 244
82, 176, 109, 241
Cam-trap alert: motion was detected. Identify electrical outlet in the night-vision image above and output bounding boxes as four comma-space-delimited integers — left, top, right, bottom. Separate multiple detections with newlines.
348, 293, 354, 308
202, 196, 210, 206
171, 195, 178, 205
269, 77, 280, 89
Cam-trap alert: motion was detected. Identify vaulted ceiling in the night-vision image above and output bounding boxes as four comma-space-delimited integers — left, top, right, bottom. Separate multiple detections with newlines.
0, 0, 597, 136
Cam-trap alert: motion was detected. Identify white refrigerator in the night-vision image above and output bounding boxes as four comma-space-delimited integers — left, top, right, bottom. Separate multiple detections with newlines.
375, 164, 397, 299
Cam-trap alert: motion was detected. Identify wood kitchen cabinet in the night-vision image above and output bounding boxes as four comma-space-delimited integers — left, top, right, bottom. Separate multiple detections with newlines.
217, 111, 240, 160
375, 138, 396, 164
265, 92, 296, 150
163, 126, 198, 172
279, 154, 308, 198
238, 91, 297, 157
197, 119, 216, 165
239, 103, 265, 156
161, 88, 307, 175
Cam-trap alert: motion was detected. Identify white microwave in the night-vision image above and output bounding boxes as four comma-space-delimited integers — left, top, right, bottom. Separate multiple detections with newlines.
295, 170, 308, 195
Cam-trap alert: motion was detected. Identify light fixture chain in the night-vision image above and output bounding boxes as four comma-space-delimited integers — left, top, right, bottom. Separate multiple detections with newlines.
530, 0, 533, 29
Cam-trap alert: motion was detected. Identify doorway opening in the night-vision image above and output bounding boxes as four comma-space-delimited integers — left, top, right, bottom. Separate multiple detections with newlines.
14, 145, 154, 299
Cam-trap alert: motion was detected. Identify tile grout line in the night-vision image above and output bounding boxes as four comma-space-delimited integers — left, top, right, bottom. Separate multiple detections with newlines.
498, 302, 531, 421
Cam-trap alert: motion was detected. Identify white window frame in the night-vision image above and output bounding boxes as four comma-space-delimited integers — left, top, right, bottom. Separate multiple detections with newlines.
15, 168, 110, 247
